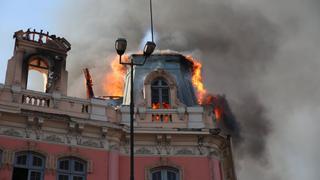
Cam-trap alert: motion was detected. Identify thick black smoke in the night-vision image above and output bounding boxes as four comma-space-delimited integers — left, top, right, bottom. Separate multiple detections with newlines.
153, 1, 278, 162
56, 0, 320, 179
59, 0, 277, 160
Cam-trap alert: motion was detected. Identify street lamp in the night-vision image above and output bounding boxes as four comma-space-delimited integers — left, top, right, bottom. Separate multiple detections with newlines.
115, 38, 127, 63
115, 39, 155, 180
144, 41, 156, 56
115, 0, 156, 179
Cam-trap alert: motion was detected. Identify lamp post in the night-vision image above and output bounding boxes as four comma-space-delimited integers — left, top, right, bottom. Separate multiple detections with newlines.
115, 39, 156, 180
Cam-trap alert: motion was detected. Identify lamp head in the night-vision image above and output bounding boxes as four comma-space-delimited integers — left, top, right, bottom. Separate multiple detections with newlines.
115, 38, 127, 56
143, 41, 156, 57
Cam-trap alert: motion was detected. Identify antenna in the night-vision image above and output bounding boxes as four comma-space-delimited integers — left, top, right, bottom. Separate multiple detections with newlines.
149, 0, 154, 42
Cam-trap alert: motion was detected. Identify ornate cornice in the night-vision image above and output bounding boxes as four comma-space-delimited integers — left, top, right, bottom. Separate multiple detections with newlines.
0, 125, 226, 158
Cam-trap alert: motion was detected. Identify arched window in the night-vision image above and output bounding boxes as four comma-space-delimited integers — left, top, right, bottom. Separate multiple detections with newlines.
150, 167, 180, 180
151, 78, 170, 109
57, 157, 87, 180
12, 151, 45, 180
27, 57, 49, 92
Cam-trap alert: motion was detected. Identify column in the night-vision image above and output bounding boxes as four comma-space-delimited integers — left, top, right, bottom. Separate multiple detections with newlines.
108, 151, 119, 180
211, 157, 222, 180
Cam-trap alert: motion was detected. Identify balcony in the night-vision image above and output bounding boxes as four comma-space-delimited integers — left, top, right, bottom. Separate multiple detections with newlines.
120, 106, 205, 129
0, 85, 91, 119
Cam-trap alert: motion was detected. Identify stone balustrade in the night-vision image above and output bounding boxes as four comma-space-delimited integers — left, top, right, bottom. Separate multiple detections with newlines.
22, 94, 50, 107
120, 106, 205, 129
0, 85, 210, 128
0, 85, 91, 119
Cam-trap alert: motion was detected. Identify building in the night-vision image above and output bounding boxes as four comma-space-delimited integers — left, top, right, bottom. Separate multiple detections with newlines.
0, 30, 236, 180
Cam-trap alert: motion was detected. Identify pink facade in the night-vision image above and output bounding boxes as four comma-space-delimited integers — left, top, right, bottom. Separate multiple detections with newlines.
0, 136, 108, 180
0, 29, 236, 180
118, 156, 214, 180
0, 136, 224, 180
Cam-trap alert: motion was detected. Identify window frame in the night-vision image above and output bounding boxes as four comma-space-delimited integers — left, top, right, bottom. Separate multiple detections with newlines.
150, 166, 180, 180
13, 151, 46, 180
26, 57, 49, 92
144, 69, 178, 109
57, 157, 87, 180
151, 78, 171, 109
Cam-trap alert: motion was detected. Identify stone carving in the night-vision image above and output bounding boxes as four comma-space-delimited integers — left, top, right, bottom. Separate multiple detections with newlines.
99, 139, 107, 149
66, 134, 72, 144
197, 136, 205, 155
44, 134, 63, 143
81, 139, 101, 148
175, 148, 194, 155
155, 135, 163, 154
136, 147, 153, 155
164, 135, 172, 155
3, 128, 22, 137
25, 128, 33, 138
154, 135, 173, 155
121, 135, 130, 153
35, 129, 43, 140
210, 149, 219, 157
109, 143, 120, 151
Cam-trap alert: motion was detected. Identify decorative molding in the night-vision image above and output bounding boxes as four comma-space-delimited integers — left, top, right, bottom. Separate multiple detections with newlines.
164, 135, 172, 155
101, 126, 108, 138
25, 128, 33, 138
155, 135, 163, 154
99, 139, 107, 149
80, 139, 101, 148
154, 135, 172, 155
68, 121, 76, 129
66, 134, 72, 144
197, 136, 205, 155
209, 148, 220, 159
109, 143, 120, 151
35, 129, 43, 140
136, 147, 153, 155
120, 135, 129, 153
175, 148, 194, 155
2, 128, 23, 137
44, 134, 64, 143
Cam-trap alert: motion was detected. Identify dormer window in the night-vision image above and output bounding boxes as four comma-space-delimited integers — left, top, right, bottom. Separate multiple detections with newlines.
151, 78, 170, 109
144, 69, 178, 110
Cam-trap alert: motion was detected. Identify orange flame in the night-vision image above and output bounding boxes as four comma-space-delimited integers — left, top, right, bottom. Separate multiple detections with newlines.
214, 107, 222, 121
185, 55, 207, 104
103, 55, 128, 96
152, 102, 170, 109
204, 94, 224, 121
152, 103, 160, 109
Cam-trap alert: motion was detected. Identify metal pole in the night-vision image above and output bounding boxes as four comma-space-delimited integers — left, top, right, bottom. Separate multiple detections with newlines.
149, 0, 154, 42
130, 61, 134, 180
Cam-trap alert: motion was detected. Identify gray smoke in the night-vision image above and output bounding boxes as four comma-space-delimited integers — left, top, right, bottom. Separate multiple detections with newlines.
56, 0, 320, 179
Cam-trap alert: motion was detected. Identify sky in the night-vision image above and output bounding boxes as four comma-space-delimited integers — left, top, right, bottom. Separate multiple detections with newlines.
1, 1, 320, 180
0, 0, 63, 82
